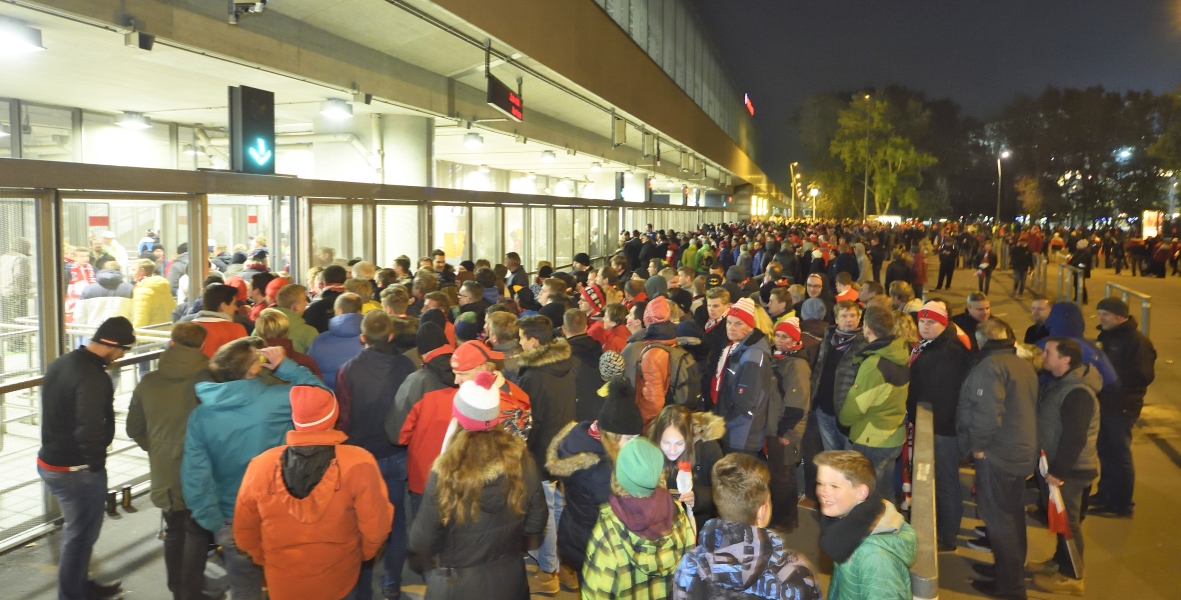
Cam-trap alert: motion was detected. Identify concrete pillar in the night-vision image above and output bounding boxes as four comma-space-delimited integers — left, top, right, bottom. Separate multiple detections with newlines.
380, 115, 435, 187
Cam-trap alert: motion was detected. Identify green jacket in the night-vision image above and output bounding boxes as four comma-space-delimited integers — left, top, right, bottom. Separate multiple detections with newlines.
581, 494, 695, 600
275, 306, 318, 354
828, 501, 916, 600
126, 344, 212, 511
681, 245, 699, 272
840, 336, 910, 448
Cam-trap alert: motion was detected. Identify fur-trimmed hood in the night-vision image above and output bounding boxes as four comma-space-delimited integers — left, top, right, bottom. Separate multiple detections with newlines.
546, 421, 603, 478
431, 428, 526, 482
518, 337, 572, 368
689, 411, 725, 444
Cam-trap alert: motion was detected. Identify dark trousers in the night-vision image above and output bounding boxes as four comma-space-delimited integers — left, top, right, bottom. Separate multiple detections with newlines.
1096, 410, 1136, 512
913, 283, 924, 301
872, 264, 882, 283
355, 452, 409, 599
934, 435, 963, 548
1012, 268, 1028, 295
766, 438, 800, 531
978, 271, 992, 294
975, 459, 1028, 599
38, 466, 107, 600
163, 510, 213, 600
936, 264, 954, 289
1071, 273, 1088, 304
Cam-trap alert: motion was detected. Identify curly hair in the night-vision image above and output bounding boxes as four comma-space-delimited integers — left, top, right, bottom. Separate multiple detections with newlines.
434, 428, 528, 526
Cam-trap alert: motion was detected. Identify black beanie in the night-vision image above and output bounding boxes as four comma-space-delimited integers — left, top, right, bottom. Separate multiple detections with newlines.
598, 376, 643, 436
416, 321, 449, 356
419, 307, 449, 330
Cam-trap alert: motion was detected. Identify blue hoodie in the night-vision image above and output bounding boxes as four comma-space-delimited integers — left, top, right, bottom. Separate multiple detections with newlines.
307, 312, 365, 390
1037, 303, 1119, 393
181, 359, 324, 531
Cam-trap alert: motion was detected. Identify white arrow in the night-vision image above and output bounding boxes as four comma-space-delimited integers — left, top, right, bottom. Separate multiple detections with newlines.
248, 138, 272, 165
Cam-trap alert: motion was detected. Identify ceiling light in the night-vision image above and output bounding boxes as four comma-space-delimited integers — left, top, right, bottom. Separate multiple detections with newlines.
526, 172, 537, 180
624, 169, 634, 179
116, 112, 152, 130
590, 162, 602, 172
319, 98, 353, 120
478, 164, 490, 173
464, 132, 484, 149
541, 150, 556, 163
0, 21, 45, 55
183, 144, 206, 156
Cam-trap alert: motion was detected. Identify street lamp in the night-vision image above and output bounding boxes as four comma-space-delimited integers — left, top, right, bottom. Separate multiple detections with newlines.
862, 94, 872, 223
810, 187, 820, 221
996, 150, 1011, 233
789, 162, 800, 218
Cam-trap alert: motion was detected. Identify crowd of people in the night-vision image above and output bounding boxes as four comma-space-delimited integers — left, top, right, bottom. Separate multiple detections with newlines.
36, 217, 1157, 600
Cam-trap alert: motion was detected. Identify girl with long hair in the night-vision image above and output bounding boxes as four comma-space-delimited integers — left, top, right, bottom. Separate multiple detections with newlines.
645, 404, 724, 530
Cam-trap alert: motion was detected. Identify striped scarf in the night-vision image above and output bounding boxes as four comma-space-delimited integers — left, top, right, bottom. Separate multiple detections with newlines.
908, 338, 935, 366
832, 329, 858, 353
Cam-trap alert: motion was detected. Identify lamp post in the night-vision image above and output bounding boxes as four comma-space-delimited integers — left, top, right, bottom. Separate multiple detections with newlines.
996, 150, 1011, 235
810, 187, 820, 221
789, 162, 800, 218
862, 94, 872, 223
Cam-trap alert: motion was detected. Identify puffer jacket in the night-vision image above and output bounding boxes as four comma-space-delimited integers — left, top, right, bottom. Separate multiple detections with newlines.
637, 322, 677, 428
826, 500, 916, 600
126, 344, 212, 511
73, 269, 134, 326
840, 336, 911, 448
714, 329, 776, 452
234, 429, 393, 600
408, 433, 547, 600
811, 327, 868, 419
547, 422, 612, 573
131, 275, 176, 328
518, 338, 578, 478
672, 518, 821, 600
181, 359, 325, 532
307, 312, 364, 390
956, 340, 1039, 477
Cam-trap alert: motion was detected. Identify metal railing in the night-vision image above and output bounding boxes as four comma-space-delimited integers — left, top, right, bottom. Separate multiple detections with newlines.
1056, 263, 1087, 306
1105, 283, 1152, 337
910, 402, 938, 599
1029, 253, 1049, 296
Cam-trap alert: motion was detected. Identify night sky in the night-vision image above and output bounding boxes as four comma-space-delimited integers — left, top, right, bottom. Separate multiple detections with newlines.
692, 0, 1181, 186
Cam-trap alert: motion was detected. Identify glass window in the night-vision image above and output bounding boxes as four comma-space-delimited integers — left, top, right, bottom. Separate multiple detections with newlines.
310, 203, 346, 269
208, 196, 270, 265
81, 111, 171, 169
588, 209, 601, 259
574, 209, 589, 260
0, 196, 39, 378
471, 206, 499, 265
504, 207, 525, 266
606, 208, 619, 257
377, 205, 420, 268
554, 208, 573, 267
432, 205, 468, 264
0, 100, 11, 159
529, 207, 549, 270
21, 104, 73, 162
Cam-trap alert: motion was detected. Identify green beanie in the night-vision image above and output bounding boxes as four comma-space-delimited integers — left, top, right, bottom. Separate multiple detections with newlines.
615, 437, 664, 498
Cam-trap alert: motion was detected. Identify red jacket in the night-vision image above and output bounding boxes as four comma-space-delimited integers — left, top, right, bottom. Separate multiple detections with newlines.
600, 324, 630, 354
399, 387, 457, 494
234, 430, 393, 600
192, 316, 248, 358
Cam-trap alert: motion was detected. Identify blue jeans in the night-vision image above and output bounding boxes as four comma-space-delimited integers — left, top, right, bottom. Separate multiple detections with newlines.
214, 519, 263, 600
529, 481, 564, 574
355, 452, 408, 599
816, 410, 848, 452
1096, 409, 1136, 512
850, 443, 901, 502
933, 435, 964, 547
975, 458, 1028, 599
38, 466, 107, 600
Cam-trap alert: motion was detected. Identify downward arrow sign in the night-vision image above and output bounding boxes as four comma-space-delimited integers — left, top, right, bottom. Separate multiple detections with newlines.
248, 138, 272, 165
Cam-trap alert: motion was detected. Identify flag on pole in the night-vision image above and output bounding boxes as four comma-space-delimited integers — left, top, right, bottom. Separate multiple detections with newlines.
1039, 451, 1072, 538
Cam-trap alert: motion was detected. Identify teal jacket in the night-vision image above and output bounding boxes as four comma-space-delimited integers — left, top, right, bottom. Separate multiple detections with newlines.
839, 336, 910, 448
181, 359, 324, 531
828, 501, 916, 600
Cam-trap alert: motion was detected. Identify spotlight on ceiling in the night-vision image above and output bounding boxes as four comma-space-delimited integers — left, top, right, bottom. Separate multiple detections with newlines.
478, 164, 490, 173
624, 169, 634, 179
0, 20, 45, 55
590, 162, 602, 173
464, 132, 484, 149
115, 112, 152, 130
319, 98, 353, 120
541, 150, 557, 163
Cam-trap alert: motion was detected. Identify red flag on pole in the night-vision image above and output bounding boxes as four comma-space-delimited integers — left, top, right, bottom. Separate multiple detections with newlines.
1040, 451, 1072, 538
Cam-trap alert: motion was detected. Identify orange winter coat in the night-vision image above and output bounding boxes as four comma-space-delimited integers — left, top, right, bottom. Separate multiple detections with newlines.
636, 338, 675, 430
234, 429, 393, 600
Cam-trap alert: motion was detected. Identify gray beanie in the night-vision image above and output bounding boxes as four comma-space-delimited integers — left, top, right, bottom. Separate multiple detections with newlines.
644, 274, 668, 298
801, 297, 827, 321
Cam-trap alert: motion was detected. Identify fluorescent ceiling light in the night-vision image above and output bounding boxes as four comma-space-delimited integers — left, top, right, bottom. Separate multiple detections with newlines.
541, 150, 556, 163
590, 162, 602, 172
320, 98, 353, 120
478, 164, 490, 173
0, 21, 45, 55
526, 172, 537, 180
116, 112, 152, 129
464, 132, 484, 148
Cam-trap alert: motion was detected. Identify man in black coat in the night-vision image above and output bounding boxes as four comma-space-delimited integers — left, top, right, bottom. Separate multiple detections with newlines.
562, 309, 606, 422
935, 238, 957, 290
623, 231, 643, 272
637, 235, 662, 270
1009, 236, 1034, 296
304, 264, 348, 333
773, 244, 801, 285
1093, 298, 1156, 517
883, 249, 911, 293
868, 237, 886, 283
950, 292, 991, 351
38, 317, 134, 600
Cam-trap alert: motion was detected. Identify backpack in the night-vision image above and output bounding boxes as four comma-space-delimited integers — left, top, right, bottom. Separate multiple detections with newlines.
639, 343, 702, 409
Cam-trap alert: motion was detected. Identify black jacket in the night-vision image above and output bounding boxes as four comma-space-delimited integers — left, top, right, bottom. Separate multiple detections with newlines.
519, 338, 579, 478
546, 422, 612, 573
884, 259, 910, 292
774, 249, 801, 284
832, 252, 860, 282
567, 334, 606, 422
638, 241, 661, 268
624, 238, 643, 271
1009, 244, 1033, 272
907, 326, 972, 437
950, 311, 982, 351
337, 347, 416, 460
38, 347, 115, 471
1096, 318, 1156, 417
304, 288, 343, 333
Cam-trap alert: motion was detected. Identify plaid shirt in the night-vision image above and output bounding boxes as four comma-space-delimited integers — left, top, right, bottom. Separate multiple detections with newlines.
581, 499, 695, 599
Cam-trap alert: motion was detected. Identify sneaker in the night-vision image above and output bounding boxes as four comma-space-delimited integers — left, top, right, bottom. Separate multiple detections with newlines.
528, 570, 560, 595
88, 580, 122, 598
973, 525, 988, 537
937, 541, 957, 553
969, 579, 1027, 600
966, 536, 992, 553
1033, 572, 1084, 595
1025, 558, 1058, 576
558, 564, 580, 591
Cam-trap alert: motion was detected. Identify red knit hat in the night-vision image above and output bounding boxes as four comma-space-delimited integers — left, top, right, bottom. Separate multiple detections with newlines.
266, 276, 291, 301
580, 284, 606, 316
643, 295, 671, 327
774, 317, 801, 341
451, 340, 505, 372
290, 385, 337, 431
728, 297, 757, 329
224, 276, 249, 302
916, 301, 949, 327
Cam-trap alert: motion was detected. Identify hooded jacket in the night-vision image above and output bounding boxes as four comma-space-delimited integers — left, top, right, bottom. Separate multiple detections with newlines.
672, 518, 821, 600
335, 346, 415, 460
715, 329, 776, 452
518, 338, 578, 478
167, 251, 190, 296
638, 322, 678, 428
131, 274, 177, 329
546, 421, 614, 573
907, 325, 972, 437
1037, 302, 1119, 394
408, 432, 547, 600
181, 359, 324, 532
274, 306, 319, 355
567, 334, 607, 423
956, 340, 1039, 477
234, 429, 393, 600
126, 344, 212, 511
823, 499, 916, 600
1095, 316, 1156, 417
73, 269, 134, 326
398, 386, 459, 495
840, 336, 911, 448
581, 480, 696, 600
385, 348, 456, 447
307, 312, 365, 390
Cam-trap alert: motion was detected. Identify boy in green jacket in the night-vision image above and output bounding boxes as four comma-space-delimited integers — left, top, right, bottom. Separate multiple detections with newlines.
838, 305, 910, 500
816, 450, 915, 600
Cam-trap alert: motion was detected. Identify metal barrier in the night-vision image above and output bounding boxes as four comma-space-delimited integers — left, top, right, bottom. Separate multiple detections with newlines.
1056, 263, 1086, 306
1104, 283, 1152, 337
910, 402, 938, 599
1029, 253, 1049, 296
